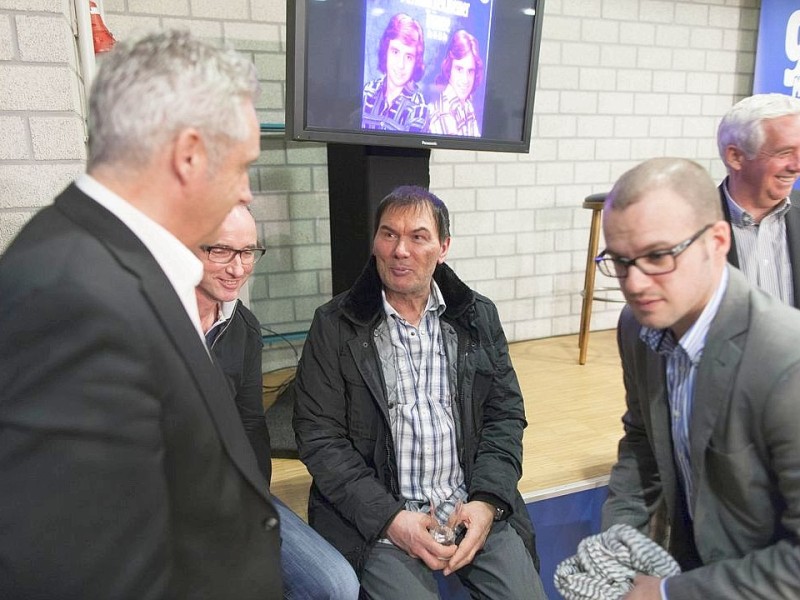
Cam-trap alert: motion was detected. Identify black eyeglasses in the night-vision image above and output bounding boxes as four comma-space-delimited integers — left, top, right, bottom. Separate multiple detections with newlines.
200, 245, 266, 265
595, 224, 712, 279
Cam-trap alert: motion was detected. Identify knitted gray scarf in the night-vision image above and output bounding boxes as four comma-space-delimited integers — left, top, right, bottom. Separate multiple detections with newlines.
554, 523, 681, 600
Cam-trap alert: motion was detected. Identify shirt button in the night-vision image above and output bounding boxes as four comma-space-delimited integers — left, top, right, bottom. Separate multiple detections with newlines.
262, 516, 278, 531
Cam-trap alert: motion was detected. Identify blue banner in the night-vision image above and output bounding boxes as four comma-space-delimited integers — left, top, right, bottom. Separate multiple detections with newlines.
754, 0, 800, 96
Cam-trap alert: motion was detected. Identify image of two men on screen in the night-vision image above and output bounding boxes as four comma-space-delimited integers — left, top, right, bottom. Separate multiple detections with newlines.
361, 1, 492, 138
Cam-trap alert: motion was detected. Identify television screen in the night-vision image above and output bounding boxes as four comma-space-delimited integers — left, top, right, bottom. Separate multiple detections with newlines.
286, 0, 546, 153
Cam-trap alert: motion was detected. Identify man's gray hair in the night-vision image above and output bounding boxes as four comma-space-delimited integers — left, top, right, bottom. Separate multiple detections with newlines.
717, 93, 800, 162
87, 29, 259, 171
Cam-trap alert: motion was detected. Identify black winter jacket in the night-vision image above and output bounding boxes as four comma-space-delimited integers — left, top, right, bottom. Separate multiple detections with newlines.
210, 300, 272, 485
293, 257, 538, 572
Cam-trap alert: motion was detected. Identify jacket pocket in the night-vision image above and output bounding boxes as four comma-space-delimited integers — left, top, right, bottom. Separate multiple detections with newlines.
469, 350, 494, 428
342, 380, 379, 442
703, 442, 777, 544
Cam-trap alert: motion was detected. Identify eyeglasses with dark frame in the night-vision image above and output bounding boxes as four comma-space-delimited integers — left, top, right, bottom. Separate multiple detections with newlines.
595, 224, 712, 279
200, 245, 266, 265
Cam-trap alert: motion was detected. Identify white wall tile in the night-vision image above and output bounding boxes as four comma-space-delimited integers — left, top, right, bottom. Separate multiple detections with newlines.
16, 15, 72, 63
0, 163, 83, 209
190, 0, 249, 20
128, 0, 189, 16
30, 116, 86, 161
0, 65, 78, 111
0, 117, 29, 160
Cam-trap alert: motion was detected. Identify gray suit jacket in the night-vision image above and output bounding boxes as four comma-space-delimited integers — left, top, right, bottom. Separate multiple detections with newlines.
0, 184, 282, 599
719, 181, 800, 308
602, 267, 800, 598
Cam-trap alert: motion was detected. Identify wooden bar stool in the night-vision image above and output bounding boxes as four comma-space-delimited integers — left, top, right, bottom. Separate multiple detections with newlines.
578, 192, 623, 364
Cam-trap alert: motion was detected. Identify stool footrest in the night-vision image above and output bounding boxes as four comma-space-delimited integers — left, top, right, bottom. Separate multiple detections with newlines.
580, 287, 625, 303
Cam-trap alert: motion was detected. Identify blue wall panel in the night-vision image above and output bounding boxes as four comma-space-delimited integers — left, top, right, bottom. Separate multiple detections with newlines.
437, 485, 609, 599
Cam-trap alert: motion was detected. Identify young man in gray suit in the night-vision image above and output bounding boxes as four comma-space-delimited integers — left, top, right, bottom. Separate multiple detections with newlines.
597, 157, 800, 598
0, 30, 282, 598
717, 93, 800, 307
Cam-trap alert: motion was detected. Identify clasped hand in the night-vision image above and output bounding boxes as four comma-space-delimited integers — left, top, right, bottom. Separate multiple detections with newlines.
385, 501, 495, 575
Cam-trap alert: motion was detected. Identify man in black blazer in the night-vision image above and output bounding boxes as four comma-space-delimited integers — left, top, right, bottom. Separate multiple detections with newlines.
0, 31, 282, 598
717, 93, 800, 307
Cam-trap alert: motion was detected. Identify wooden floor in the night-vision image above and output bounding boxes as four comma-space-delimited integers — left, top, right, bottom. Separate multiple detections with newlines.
267, 329, 625, 520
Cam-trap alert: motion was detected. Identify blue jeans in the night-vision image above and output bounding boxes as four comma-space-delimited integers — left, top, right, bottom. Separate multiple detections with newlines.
274, 497, 360, 600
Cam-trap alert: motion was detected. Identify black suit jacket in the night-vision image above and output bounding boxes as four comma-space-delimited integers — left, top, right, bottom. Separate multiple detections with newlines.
0, 184, 282, 599
719, 181, 800, 308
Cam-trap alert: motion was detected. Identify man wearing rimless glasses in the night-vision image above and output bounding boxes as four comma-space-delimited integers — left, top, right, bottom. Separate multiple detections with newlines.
596, 157, 800, 599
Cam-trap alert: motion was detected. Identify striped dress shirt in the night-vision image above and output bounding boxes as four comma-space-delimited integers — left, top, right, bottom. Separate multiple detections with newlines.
639, 267, 729, 521
723, 181, 794, 305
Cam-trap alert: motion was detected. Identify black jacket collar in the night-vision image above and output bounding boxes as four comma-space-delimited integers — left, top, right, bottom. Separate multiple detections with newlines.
339, 256, 475, 326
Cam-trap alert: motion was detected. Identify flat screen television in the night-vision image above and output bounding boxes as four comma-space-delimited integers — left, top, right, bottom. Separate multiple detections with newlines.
286, 0, 546, 153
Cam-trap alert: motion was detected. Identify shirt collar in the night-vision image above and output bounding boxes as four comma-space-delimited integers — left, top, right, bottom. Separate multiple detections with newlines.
442, 84, 470, 105
640, 266, 730, 364
75, 173, 205, 342
722, 178, 791, 226
378, 75, 418, 100
220, 299, 237, 320
211, 299, 238, 329
381, 280, 447, 321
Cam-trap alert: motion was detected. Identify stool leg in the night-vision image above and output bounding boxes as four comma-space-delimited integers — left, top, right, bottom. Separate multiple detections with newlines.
579, 208, 602, 365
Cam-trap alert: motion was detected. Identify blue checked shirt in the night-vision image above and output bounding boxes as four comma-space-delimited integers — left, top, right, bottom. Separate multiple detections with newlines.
381, 283, 467, 525
362, 76, 429, 133
723, 180, 794, 305
639, 267, 729, 522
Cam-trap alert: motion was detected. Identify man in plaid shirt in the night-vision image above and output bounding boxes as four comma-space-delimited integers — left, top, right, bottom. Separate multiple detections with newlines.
294, 187, 545, 599
361, 13, 429, 133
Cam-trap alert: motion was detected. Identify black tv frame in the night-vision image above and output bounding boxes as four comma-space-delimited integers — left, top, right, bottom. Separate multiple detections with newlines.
286, 0, 546, 154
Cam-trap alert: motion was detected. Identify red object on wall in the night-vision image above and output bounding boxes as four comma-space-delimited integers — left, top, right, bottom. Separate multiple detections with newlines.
89, 0, 115, 54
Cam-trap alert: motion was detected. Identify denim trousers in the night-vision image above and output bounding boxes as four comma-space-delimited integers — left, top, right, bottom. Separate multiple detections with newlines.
274, 497, 361, 600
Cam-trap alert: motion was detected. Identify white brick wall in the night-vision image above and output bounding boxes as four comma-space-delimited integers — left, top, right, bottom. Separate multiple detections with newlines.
30, 116, 86, 160
0, 0, 761, 369
17, 14, 74, 63
0, 117, 29, 160
0, 2, 83, 252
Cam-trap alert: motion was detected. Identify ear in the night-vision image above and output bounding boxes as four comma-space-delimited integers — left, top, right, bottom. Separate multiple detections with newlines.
709, 219, 731, 257
172, 128, 208, 184
724, 145, 746, 173
438, 236, 451, 264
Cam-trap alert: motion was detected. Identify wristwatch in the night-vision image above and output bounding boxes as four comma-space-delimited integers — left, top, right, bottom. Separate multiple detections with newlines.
492, 505, 505, 521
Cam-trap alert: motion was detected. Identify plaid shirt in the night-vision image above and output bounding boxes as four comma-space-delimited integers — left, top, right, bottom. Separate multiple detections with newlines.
361, 76, 429, 132
639, 267, 729, 520
382, 283, 467, 524
427, 84, 481, 137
